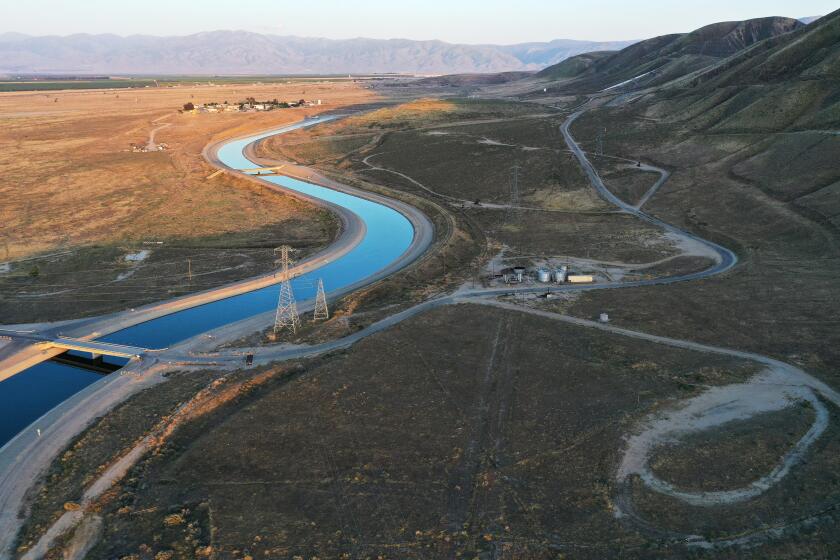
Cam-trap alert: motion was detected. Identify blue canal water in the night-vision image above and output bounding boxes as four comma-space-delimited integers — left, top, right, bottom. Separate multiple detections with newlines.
0, 362, 102, 446
0, 116, 416, 448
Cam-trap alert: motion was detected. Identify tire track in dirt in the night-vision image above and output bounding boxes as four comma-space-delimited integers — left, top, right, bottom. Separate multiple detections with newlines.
444, 319, 505, 533
442, 314, 520, 555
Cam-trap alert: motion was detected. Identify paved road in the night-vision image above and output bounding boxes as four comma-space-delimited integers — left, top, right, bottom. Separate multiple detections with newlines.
634, 162, 670, 210
561, 109, 738, 277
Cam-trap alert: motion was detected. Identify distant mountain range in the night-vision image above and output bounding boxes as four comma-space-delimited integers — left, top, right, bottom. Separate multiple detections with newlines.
0, 31, 635, 75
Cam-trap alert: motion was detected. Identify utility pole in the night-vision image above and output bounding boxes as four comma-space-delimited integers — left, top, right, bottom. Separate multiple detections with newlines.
273, 245, 301, 336
313, 278, 329, 321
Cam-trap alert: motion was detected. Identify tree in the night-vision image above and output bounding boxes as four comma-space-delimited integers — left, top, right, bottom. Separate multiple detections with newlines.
183, 102, 194, 111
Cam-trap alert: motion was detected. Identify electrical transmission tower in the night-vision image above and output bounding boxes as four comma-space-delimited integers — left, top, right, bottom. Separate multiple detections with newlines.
313, 278, 329, 321
273, 245, 301, 336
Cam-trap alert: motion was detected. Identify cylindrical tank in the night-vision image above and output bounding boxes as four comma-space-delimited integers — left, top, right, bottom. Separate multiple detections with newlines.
537, 268, 551, 283
513, 266, 525, 283
554, 266, 568, 283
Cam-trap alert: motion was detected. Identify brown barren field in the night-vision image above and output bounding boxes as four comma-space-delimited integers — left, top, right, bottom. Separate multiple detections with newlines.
0, 81, 377, 321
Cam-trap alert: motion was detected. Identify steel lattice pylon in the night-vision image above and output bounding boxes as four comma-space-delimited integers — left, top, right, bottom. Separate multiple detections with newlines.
313, 278, 329, 321
273, 245, 301, 335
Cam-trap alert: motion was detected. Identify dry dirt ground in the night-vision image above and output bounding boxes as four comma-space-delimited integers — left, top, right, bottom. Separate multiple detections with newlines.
0, 81, 375, 322
22, 304, 792, 560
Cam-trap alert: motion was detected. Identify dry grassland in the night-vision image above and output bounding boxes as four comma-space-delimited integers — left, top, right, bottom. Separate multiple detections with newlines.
0, 81, 374, 260
0, 82, 376, 320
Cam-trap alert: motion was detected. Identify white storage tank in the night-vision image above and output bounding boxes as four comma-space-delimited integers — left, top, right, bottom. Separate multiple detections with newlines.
554, 266, 568, 283
537, 268, 551, 283
513, 266, 526, 283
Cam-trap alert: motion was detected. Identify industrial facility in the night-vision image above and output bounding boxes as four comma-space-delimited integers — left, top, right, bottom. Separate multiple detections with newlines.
496, 264, 595, 286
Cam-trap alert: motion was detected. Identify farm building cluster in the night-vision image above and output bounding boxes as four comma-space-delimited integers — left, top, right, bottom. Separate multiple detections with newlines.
182, 97, 322, 114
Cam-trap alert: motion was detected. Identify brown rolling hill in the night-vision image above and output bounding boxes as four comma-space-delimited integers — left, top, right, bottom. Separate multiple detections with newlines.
640, 8, 840, 226
537, 16, 804, 92
650, 8, 840, 132
563, 8, 840, 236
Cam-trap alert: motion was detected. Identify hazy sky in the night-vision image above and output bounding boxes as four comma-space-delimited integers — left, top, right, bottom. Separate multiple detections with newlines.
4, 0, 834, 43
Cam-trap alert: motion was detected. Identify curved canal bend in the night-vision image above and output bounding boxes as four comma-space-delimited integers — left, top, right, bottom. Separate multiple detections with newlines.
0, 115, 431, 448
